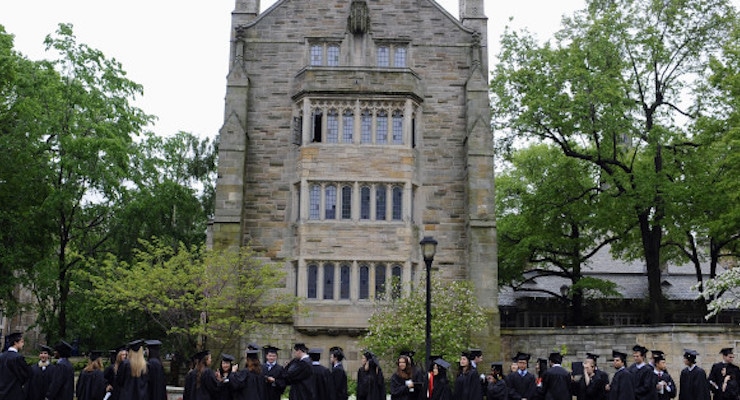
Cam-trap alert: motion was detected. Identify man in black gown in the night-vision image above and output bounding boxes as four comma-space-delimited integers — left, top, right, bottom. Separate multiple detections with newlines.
679, 349, 710, 400
709, 348, 739, 397
281, 343, 315, 400
507, 352, 536, 400
538, 352, 571, 400
608, 350, 634, 400
629, 345, 656, 400
0, 331, 32, 400
146, 340, 167, 400
262, 345, 286, 400
329, 346, 348, 400
25, 344, 54, 400
46, 340, 75, 400
308, 349, 331, 400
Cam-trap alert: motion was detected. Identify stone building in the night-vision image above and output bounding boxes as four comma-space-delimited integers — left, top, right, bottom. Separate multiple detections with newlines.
211, 0, 498, 367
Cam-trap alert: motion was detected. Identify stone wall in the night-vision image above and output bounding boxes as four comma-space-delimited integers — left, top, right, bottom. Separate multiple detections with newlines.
501, 324, 740, 377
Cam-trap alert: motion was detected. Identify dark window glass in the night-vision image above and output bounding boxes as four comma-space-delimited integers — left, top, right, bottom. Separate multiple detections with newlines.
376, 185, 387, 221
360, 186, 371, 219
323, 263, 335, 300
375, 263, 386, 299
392, 265, 402, 299
341, 185, 352, 219
307, 264, 318, 299
340, 264, 351, 299
392, 186, 403, 220
359, 265, 369, 299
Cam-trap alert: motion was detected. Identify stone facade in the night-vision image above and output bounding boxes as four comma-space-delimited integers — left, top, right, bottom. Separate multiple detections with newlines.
211, 0, 498, 370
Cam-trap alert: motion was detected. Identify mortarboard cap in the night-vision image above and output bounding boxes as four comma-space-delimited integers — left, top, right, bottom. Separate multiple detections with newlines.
362, 349, 375, 360
128, 339, 145, 352
263, 345, 280, 356
683, 349, 698, 362
222, 353, 235, 362
293, 343, 308, 352
434, 358, 451, 369
490, 362, 503, 371
330, 346, 343, 352
653, 353, 665, 362
246, 349, 260, 360
194, 350, 211, 362
247, 342, 260, 350
461, 350, 472, 359
55, 340, 73, 358
145, 340, 162, 348
612, 350, 628, 362
39, 344, 54, 354
89, 350, 104, 360
721, 348, 734, 356
469, 348, 483, 358
513, 352, 531, 362
308, 348, 323, 361
585, 352, 599, 360
548, 352, 563, 364
632, 345, 648, 355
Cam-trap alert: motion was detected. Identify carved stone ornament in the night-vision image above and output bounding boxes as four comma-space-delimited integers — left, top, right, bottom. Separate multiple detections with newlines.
348, 0, 370, 34
235, 24, 248, 40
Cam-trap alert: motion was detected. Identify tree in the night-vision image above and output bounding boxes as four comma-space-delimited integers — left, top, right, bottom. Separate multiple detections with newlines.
361, 275, 486, 368
0, 26, 56, 316
496, 144, 621, 325
108, 131, 218, 262
23, 23, 154, 339
491, 0, 736, 323
87, 239, 298, 357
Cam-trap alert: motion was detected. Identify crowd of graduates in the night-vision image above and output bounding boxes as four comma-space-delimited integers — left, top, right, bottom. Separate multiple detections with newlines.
2, 330, 739, 400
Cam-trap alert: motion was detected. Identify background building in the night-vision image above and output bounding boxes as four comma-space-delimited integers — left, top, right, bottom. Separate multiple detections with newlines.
211, 0, 499, 367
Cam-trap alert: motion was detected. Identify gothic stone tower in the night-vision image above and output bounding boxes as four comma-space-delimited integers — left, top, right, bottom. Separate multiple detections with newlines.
212, 0, 499, 366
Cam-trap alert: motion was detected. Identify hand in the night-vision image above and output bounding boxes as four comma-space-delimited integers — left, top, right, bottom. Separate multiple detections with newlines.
266, 376, 276, 383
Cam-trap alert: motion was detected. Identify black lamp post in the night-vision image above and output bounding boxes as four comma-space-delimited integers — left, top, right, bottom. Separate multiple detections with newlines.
420, 236, 438, 370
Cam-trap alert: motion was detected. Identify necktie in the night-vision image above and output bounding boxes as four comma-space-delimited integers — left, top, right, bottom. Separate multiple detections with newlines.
520, 370, 525, 377
268, 363, 273, 371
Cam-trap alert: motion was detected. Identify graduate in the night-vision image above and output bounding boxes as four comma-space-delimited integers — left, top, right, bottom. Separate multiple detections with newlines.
227, 349, 265, 400
653, 352, 676, 400
452, 351, 482, 400
76, 350, 107, 400
46, 340, 75, 400
537, 352, 571, 400
0, 332, 32, 400
678, 349, 710, 400
485, 363, 508, 400
308, 349, 331, 400
329, 346, 348, 400
357, 350, 385, 400
146, 340, 167, 400
262, 345, 286, 400
506, 352, 536, 400
117, 339, 150, 400
281, 343, 314, 400
25, 344, 54, 400
607, 350, 633, 400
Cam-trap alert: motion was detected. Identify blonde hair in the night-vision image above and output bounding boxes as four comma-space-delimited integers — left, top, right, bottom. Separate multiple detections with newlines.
83, 357, 103, 372
128, 347, 148, 378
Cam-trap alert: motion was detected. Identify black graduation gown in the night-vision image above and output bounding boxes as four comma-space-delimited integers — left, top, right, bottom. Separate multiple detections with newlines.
608, 367, 634, 400
184, 370, 197, 400
46, 358, 75, 400
104, 364, 123, 400
228, 368, 264, 400
572, 370, 607, 400
655, 370, 676, 400
148, 359, 167, 400
357, 366, 385, 400
452, 368, 483, 400
0, 349, 32, 400
25, 362, 54, 400
506, 370, 537, 400
390, 371, 421, 400
76, 369, 107, 400
311, 364, 331, 400
709, 363, 739, 397
678, 365, 710, 400
261, 363, 286, 400
282, 357, 315, 400
431, 373, 453, 400
486, 379, 509, 400
538, 365, 571, 400
629, 364, 657, 400
718, 379, 740, 400
116, 361, 150, 400
193, 369, 220, 400
329, 363, 348, 400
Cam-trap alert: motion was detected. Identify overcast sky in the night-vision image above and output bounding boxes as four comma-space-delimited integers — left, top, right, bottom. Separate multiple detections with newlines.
0, 0, 588, 139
